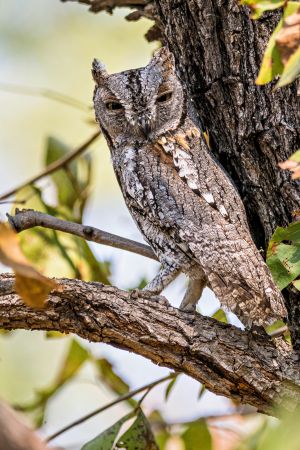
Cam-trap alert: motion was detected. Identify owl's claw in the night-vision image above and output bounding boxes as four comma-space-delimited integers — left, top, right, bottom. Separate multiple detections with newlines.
179, 303, 196, 314
130, 289, 169, 306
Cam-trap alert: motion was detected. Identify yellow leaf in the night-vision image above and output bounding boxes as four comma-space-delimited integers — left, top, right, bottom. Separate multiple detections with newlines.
256, 2, 300, 85
0, 222, 60, 308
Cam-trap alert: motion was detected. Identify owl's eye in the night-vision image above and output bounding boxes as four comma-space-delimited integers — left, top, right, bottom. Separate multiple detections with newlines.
156, 91, 173, 103
105, 101, 123, 111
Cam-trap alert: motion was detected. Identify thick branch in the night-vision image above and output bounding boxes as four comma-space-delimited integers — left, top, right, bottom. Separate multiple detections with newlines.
1, 273, 300, 415
8, 209, 156, 261
0, 401, 51, 450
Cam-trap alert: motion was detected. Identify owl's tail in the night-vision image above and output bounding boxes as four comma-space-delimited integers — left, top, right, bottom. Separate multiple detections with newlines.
208, 265, 286, 328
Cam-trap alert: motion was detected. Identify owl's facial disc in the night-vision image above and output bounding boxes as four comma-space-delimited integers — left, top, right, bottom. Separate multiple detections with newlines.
92, 47, 184, 144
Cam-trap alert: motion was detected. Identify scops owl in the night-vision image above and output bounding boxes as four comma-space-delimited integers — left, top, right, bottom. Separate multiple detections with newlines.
92, 47, 286, 327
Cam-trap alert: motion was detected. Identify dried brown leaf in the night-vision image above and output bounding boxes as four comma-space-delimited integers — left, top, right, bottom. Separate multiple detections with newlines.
0, 222, 60, 308
276, 9, 300, 65
278, 160, 299, 169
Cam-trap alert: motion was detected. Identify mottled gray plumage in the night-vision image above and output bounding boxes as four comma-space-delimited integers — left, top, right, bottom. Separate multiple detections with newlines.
92, 47, 286, 327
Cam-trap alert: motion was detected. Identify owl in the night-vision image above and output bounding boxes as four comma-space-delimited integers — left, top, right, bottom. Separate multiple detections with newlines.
92, 47, 286, 328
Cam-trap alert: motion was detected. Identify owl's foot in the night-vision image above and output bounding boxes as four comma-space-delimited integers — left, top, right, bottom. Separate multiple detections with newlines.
130, 289, 169, 306
179, 277, 206, 312
179, 303, 196, 314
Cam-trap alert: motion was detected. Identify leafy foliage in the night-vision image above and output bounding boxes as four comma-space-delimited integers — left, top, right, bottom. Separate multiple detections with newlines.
81, 409, 158, 450
15, 337, 137, 427
16, 136, 110, 284
81, 411, 136, 450
164, 375, 178, 401
241, 0, 300, 86
267, 221, 300, 291
181, 420, 212, 450
235, 407, 300, 450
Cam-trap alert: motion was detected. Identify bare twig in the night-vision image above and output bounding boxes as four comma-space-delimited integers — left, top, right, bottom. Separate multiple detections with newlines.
0, 200, 27, 205
60, 0, 146, 13
8, 209, 157, 260
0, 131, 100, 201
47, 373, 174, 442
0, 82, 91, 112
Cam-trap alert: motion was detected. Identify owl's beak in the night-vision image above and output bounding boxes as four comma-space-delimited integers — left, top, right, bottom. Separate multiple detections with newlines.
139, 117, 152, 138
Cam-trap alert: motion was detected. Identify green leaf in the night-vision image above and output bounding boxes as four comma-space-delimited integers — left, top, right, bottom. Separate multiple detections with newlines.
116, 409, 159, 450
198, 384, 206, 400
74, 237, 111, 284
270, 221, 300, 243
212, 308, 228, 323
81, 411, 135, 450
256, 407, 300, 450
46, 137, 78, 210
45, 330, 66, 339
165, 376, 177, 401
45, 136, 93, 218
56, 339, 89, 385
95, 358, 134, 406
256, 1, 300, 84
277, 45, 300, 87
290, 149, 300, 163
181, 420, 212, 450
148, 410, 170, 450
256, 17, 284, 84
267, 221, 300, 289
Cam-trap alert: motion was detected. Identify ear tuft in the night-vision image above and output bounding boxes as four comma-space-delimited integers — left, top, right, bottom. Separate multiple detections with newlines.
150, 47, 175, 73
92, 58, 108, 85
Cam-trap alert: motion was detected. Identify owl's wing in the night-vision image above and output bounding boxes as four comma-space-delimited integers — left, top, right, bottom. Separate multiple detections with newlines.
188, 220, 286, 325
156, 128, 253, 234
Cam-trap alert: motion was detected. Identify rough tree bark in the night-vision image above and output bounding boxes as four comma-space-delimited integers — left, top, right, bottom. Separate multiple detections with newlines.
1, 273, 300, 416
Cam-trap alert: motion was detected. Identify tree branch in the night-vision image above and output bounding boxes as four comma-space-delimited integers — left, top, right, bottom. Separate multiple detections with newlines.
0, 131, 100, 201
0, 82, 91, 112
8, 209, 156, 261
0, 273, 300, 415
47, 373, 174, 442
0, 401, 51, 450
60, 0, 146, 13
60, 0, 157, 26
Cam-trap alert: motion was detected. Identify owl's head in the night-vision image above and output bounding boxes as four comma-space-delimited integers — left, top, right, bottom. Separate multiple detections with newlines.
92, 47, 184, 145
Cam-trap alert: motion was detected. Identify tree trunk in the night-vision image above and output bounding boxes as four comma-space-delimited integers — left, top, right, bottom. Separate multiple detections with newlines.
153, 0, 300, 347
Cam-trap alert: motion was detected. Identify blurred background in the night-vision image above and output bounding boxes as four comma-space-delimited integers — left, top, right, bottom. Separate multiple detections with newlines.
0, 2, 268, 449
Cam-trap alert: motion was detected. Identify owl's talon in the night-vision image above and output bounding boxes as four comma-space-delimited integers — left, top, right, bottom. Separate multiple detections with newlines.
130, 289, 169, 306
179, 304, 196, 314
